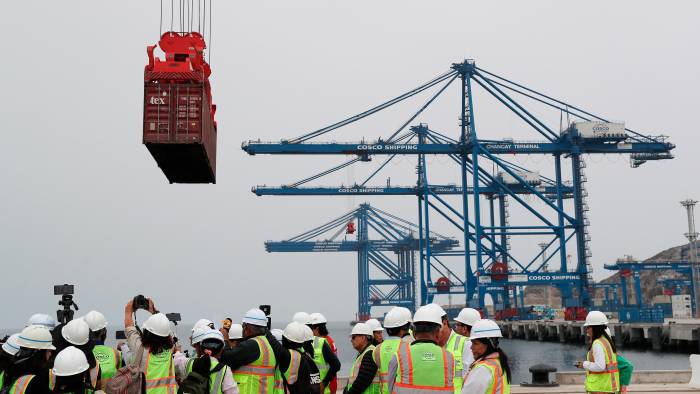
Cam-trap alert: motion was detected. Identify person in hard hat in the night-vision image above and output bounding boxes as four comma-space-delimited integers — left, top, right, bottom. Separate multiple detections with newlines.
49, 346, 92, 393
372, 307, 413, 394
426, 304, 469, 393
452, 308, 480, 384
0, 333, 21, 388
219, 308, 287, 394
227, 324, 244, 349
53, 319, 101, 391
3, 325, 56, 394
575, 311, 620, 394
307, 312, 340, 394
123, 297, 177, 394
344, 323, 380, 394
174, 327, 238, 394
364, 319, 384, 346
26, 314, 58, 331
386, 305, 455, 393
84, 310, 123, 385
292, 312, 310, 325
276, 322, 313, 394
461, 319, 511, 394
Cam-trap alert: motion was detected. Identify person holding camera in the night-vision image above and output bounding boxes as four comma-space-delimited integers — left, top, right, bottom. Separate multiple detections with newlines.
219, 308, 288, 394
124, 296, 177, 394
2, 325, 56, 394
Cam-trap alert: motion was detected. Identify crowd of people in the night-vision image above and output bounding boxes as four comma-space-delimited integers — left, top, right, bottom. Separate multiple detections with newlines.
0, 297, 630, 394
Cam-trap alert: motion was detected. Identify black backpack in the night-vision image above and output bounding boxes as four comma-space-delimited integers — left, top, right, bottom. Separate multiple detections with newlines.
177, 363, 225, 394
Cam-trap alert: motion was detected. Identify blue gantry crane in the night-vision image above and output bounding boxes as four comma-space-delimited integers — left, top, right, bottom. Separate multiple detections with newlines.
244, 59, 675, 318
265, 203, 458, 320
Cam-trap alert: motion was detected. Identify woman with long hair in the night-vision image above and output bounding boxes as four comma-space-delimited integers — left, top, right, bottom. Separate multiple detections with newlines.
462, 319, 511, 394
576, 311, 620, 393
3, 325, 56, 394
124, 297, 177, 394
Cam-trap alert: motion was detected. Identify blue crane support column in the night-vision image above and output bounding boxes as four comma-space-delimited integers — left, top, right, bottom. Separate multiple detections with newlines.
418, 126, 435, 303
457, 65, 473, 307
358, 204, 370, 319
555, 154, 572, 303
570, 151, 591, 307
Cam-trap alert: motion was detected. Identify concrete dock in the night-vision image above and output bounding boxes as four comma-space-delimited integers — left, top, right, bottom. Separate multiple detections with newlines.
499, 319, 700, 351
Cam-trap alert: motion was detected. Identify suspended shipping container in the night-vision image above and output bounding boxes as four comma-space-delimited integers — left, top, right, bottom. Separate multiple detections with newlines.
143, 32, 218, 183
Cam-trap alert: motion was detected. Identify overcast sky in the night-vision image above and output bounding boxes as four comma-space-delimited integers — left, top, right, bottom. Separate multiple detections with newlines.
1, 1, 699, 328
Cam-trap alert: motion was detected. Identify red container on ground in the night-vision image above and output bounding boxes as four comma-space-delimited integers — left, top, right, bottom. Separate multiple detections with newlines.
143, 81, 217, 183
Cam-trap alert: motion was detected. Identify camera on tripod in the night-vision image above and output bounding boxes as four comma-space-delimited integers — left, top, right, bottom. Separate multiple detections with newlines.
55, 284, 78, 325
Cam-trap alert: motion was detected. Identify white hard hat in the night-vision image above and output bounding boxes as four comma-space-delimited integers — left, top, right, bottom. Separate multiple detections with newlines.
292, 312, 310, 325
383, 307, 411, 329
351, 323, 373, 336
27, 313, 57, 329
469, 319, 503, 340
195, 327, 225, 345
309, 312, 327, 325
83, 311, 108, 331
228, 324, 243, 340
242, 308, 268, 327
52, 346, 89, 377
2, 333, 21, 356
193, 319, 214, 332
17, 325, 56, 350
302, 325, 314, 342
271, 329, 284, 342
365, 319, 383, 332
142, 313, 171, 337
413, 305, 443, 326
283, 322, 306, 344
425, 303, 447, 318
584, 311, 609, 327
454, 308, 481, 326
62, 319, 90, 346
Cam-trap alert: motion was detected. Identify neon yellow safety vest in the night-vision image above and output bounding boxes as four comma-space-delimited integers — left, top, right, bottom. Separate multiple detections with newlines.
468, 353, 510, 394
585, 337, 620, 393
445, 331, 467, 394
0, 371, 4, 389
233, 336, 277, 394
9, 375, 35, 394
348, 344, 380, 394
185, 357, 230, 394
274, 348, 302, 392
373, 337, 411, 394
394, 341, 454, 393
93, 345, 121, 381
143, 348, 177, 394
312, 336, 331, 394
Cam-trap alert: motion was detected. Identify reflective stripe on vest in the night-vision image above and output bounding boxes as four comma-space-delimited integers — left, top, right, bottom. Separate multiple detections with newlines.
93, 345, 120, 380
394, 341, 454, 393
445, 332, 466, 394
374, 338, 403, 394
469, 353, 510, 394
0, 370, 4, 389
585, 337, 619, 393
10, 375, 35, 394
348, 344, 380, 394
284, 349, 302, 385
233, 336, 277, 394
143, 348, 177, 394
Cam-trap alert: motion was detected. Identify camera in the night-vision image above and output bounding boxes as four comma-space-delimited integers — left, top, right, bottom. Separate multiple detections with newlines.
259, 305, 271, 330
115, 330, 126, 340
55, 284, 78, 325
132, 295, 149, 310
166, 313, 182, 325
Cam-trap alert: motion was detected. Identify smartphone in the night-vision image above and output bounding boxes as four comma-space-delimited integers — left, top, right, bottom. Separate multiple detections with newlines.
54, 284, 75, 295
166, 313, 182, 323
116, 330, 126, 340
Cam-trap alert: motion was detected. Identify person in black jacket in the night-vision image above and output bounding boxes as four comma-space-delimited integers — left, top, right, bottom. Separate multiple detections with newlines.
279, 322, 314, 394
344, 323, 379, 394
